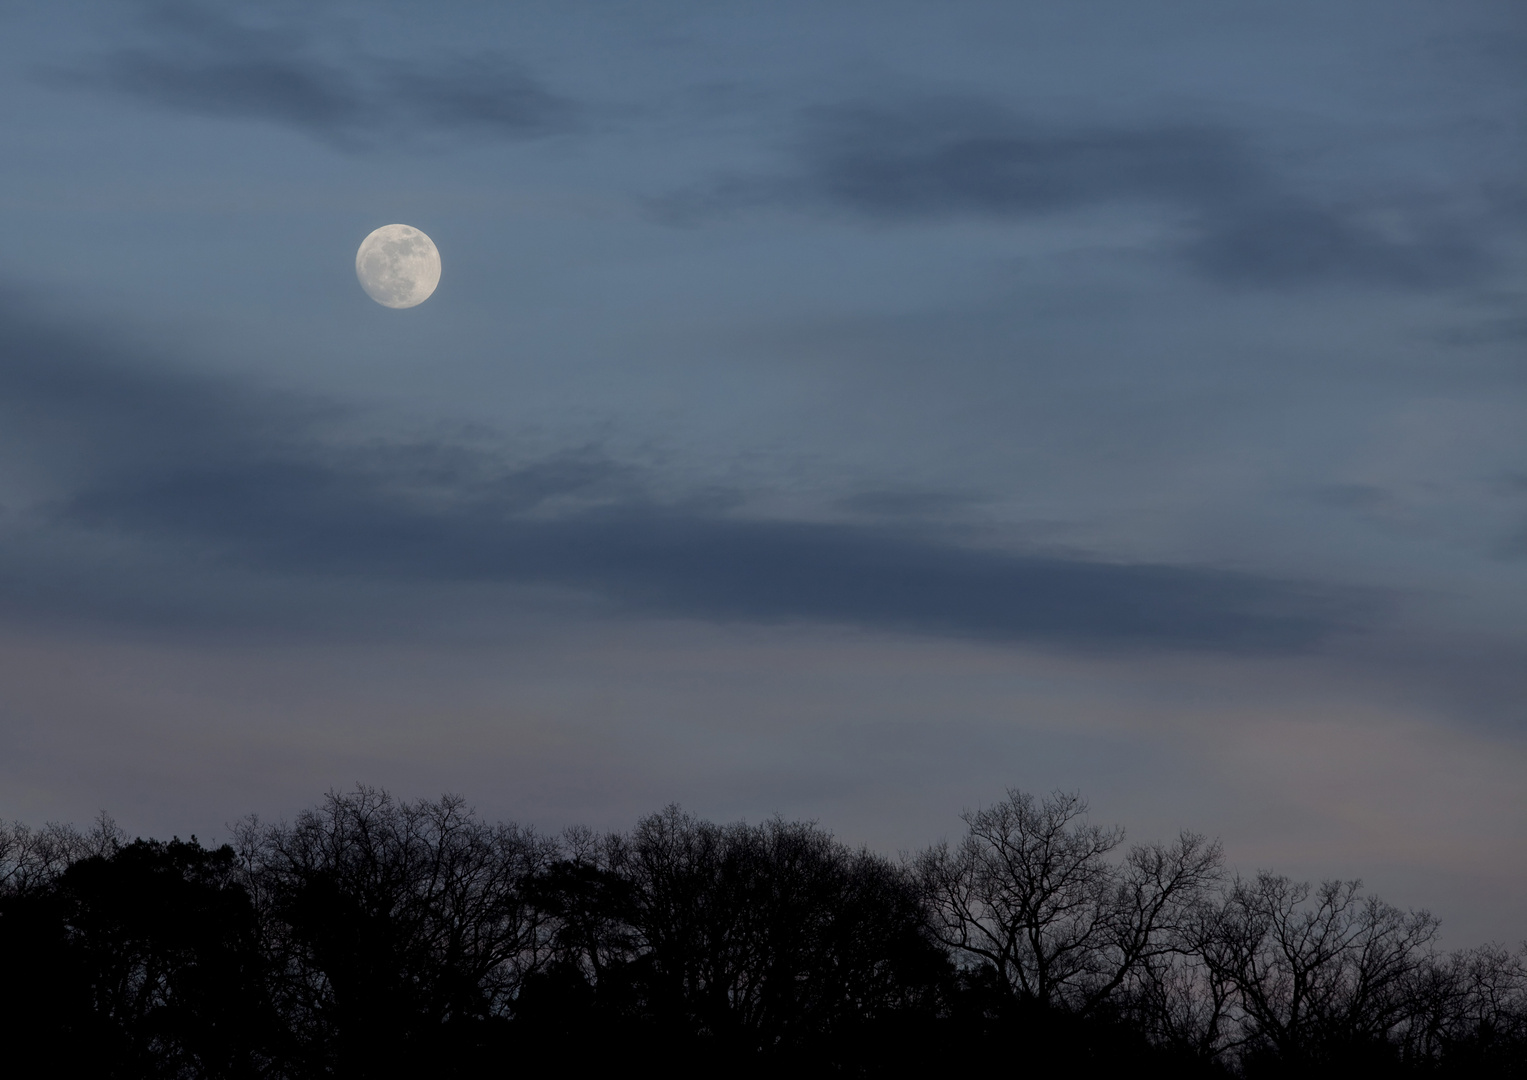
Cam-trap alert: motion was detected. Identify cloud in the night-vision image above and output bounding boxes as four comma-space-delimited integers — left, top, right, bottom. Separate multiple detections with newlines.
1497, 474, 1527, 560
66, 474, 1356, 652
796, 102, 1253, 220
1436, 312, 1527, 347
664, 98, 1496, 291
46, 2, 576, 149
1181, 200, 1494, 290
0, 299, 1362, 652
834, 489, 983, 520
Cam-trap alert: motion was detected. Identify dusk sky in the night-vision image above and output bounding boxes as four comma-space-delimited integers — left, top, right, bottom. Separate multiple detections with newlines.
1, 1, 1523, 945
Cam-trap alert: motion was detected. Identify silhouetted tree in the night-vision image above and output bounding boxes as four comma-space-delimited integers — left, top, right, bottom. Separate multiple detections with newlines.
0, 836, 274, 1079
1362, 940, 1527, 1078
0, 812, 123, 895
233, 787, 555, 1078
520, 807, 950, 1074
918, 789, 1221, 1015
1200, 874, 1440, 1076
4, 786, 1524, 1078
1123, 906, 1239, 1064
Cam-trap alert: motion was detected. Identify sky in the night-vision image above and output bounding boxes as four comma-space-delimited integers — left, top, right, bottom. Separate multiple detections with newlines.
0, 1, 1523, 945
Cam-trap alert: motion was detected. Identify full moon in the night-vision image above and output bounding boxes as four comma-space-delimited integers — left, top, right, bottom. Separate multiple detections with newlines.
355, 224, 441, 309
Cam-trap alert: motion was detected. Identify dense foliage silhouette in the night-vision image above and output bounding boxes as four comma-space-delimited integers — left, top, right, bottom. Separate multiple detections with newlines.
2, 787, 1522, 1078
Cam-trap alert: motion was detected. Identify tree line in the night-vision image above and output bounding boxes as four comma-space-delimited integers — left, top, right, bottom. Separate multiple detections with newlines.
1, 787, 1522, 1078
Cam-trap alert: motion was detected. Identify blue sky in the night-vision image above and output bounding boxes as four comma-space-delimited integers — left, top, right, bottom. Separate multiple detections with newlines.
0, 1, 1524, 944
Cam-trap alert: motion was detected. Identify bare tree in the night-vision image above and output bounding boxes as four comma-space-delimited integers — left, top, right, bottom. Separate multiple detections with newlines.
1100, 831, 1224, 1004
10, 785, 1523, 1074
602, 806, 943, 1051
233, 786, 556, 1074
917, 789, 1221, 1015
1202, 874, 1440, 1067
918, 790, 1120, 1007
0, 813, 123, 897
1403, 942, 1527, 1070
524, 822, 640, 989
1128, 943, 1239, 1063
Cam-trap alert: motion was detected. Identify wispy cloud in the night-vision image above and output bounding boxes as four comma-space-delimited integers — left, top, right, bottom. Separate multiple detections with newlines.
795, 103, 1252, 219
46, 2, 576, 150
660, 97, 1497, 291
1182, 199, 1492, 290
0, 298, 1362, 651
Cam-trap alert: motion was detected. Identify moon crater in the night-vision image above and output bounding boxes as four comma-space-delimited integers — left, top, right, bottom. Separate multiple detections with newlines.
355, 224, 441, 309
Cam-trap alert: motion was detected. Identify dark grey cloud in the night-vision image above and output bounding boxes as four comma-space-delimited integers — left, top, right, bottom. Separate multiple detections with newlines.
1436, 312, 1527, 346
1310, 483, 1398, 513
0, 299, 1362, 652
834, 488, 983, 520
47, 2, 575, 149
1182, 200, 1494, 290
797, 103, 1254, 220
664, 99, 1496, 291
67, 469, 1355, 652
